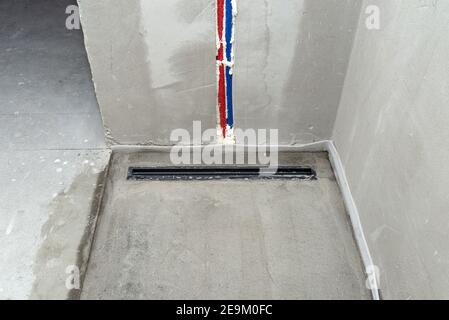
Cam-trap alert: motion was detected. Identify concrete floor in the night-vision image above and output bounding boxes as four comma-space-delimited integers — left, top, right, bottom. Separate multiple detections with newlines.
1, 0, 371, 300
82, 151, 371, 299
0, 0, 108, 299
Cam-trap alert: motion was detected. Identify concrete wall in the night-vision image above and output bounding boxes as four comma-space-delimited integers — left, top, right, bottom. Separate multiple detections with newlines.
78, 0, 216, 145
235, 0, 361, 144
78, 0, 361, 146
333, 0, 449, 299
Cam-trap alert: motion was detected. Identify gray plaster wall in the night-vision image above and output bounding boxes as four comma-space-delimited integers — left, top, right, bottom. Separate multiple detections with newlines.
333, 0, 449, 299
78, 0, 361, 146
235, 0, 361, 144
77, 0, 216, 145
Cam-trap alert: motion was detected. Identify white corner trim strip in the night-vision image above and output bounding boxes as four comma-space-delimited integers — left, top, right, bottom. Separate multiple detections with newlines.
325, 140, 380, 300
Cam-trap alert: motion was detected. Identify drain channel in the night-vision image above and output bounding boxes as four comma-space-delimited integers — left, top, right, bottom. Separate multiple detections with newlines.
127, 166, 317, 181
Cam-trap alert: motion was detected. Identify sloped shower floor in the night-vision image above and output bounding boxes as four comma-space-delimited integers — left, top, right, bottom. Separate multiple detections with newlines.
81, 151, 371, 299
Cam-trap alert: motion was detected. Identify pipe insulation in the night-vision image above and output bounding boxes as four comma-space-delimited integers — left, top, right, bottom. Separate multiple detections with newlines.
216, 0, 237, 143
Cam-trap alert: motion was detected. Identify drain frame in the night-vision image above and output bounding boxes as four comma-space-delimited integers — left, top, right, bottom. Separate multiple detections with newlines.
127, 166, 317, 181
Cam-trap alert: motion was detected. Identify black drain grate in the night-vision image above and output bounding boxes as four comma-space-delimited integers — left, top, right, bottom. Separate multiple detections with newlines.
127, 166, 317, 181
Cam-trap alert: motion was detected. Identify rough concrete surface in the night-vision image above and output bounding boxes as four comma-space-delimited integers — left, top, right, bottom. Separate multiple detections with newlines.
78, 0, 217, 146
0, 150, 110, 300
234, 0, 362, 144
0, 0, 109, 299
82, 151, 371, 299
0, 0, 105, 149
78, 0, 362, 146
333, 0, 449, 299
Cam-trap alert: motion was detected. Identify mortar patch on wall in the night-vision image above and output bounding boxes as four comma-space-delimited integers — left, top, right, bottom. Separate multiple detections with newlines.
216, 0, 237, 144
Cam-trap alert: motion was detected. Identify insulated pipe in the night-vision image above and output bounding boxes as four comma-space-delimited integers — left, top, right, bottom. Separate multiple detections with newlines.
216, 0, 237, 143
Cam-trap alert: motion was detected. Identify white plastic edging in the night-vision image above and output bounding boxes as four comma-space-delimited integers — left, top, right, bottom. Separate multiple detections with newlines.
325, 140, 380, 300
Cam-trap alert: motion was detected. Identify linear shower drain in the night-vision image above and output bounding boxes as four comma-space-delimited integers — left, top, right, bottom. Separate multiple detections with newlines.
127, 166, 317, 181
